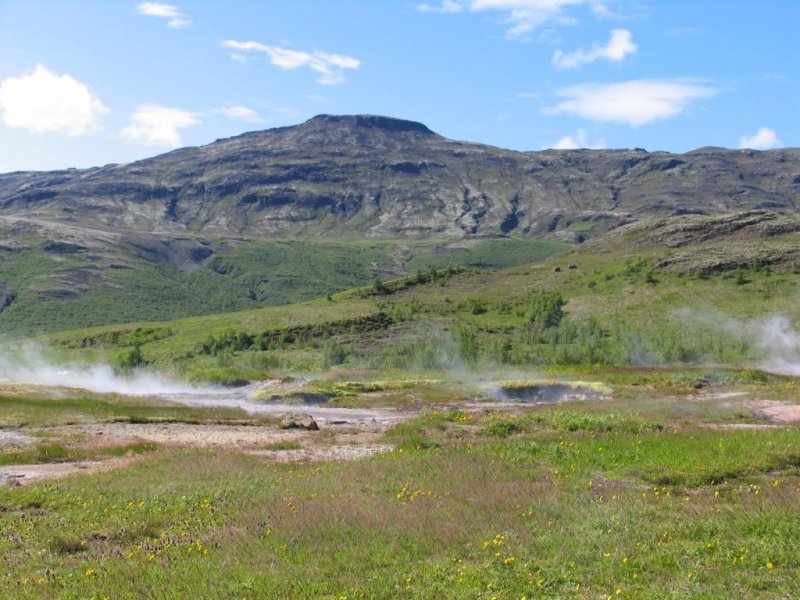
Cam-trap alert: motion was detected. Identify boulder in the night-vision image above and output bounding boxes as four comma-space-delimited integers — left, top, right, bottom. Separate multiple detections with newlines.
280, 413, 319, 431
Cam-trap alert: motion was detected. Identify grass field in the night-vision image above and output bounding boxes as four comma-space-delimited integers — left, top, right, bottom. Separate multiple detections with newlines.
1, 375, 799, 599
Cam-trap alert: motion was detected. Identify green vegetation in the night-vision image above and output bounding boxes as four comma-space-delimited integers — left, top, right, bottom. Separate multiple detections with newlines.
1, 396, 799, 598
0, 441, 158, 466
0, 237, 568, 336
28, 212, 796, 384
262, 441, 303, 451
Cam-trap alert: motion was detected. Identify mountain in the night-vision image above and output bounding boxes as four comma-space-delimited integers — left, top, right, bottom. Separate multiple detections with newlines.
2, 114, 798, 240
0, 114, 798, 334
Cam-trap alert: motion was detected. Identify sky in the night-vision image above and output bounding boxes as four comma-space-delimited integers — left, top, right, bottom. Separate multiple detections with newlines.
0, 0, 797, 172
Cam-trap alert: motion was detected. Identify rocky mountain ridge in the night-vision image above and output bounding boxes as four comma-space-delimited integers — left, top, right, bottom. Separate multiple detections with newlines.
2, 114, 798, 241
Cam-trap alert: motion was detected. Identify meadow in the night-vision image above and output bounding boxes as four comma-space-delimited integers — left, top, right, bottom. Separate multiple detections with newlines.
1, 377, 799, 599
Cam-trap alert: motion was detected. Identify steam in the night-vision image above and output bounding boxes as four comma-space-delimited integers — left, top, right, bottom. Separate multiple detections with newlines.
670, 308, 800, 376
0, 344, 197, 395
757, 315, 800, 376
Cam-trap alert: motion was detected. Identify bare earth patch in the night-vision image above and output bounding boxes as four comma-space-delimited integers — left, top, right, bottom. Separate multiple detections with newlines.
1, 457, 135, 486
700, 398, 800, 429
41, 419, 391, 448
749, 400, 800, 423
2, 417, 399, 486
247, 444, 394, 463
0, 429, 35, 448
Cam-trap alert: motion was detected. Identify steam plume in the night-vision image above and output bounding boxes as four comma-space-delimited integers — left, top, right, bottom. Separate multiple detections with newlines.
757, 315, 800, 376
0, 343, 196, 395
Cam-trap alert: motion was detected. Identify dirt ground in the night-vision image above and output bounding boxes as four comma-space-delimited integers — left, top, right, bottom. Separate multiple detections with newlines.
748, 399, 800, 423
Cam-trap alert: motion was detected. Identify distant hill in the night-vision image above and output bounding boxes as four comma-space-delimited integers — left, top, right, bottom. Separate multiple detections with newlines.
0, 114, 798, 334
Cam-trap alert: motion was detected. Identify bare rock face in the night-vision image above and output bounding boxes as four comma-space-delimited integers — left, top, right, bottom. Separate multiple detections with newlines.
279, 414, 319, 431
639, 211, 800, 248
0, 114, 797, 240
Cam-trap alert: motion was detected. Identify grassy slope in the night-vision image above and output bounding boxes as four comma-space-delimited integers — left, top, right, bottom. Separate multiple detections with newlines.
40, 216, 800, 380
0, 237, 568, 336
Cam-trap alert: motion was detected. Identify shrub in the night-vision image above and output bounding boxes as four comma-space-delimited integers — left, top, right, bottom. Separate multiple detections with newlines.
373, 279, 388, 295
457, 326, 480, 366
529, 292, 565, 329
323, 339, 347, 368
468, 298, 487, 315
485, 419, 524, 437
115, 343, 147, 372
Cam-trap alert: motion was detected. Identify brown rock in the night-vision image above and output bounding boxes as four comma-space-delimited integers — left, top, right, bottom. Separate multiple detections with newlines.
280, 413, 319, 431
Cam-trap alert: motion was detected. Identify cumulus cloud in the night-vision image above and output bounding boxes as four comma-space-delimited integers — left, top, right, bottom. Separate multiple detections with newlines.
121, 105, 199, 147
543, 79, 717, 126
552, 28, 636, 68
137, 2, 190, 28
417, 0, 593, 38
548, 128, 606, 149
0, 64, 108, 135
222, 40, 360, 85
121, 103, 267, 146
738, 127, 781, 150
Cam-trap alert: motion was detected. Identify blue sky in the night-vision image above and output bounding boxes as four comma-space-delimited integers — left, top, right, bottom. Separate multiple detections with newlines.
0, 0, 797, 171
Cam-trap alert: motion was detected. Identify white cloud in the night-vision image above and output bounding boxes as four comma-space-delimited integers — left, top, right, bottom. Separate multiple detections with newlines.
552, 28, 636, 68
0, 64, 109, 136
121, 104, 199, 147
222, 40, 360, 85
213, 106, 263, 123
137, 2, 190, 28
543, 79, 718, 126
739, 127, 781, 150
475, 0, 587, 38
548, 128, 606, 149
590, 1, 623, 18
417, 0, 592, 38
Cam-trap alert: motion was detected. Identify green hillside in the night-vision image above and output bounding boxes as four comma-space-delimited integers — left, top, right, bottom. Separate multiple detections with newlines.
41, 211, 800, 382
0, 237, 568, 336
